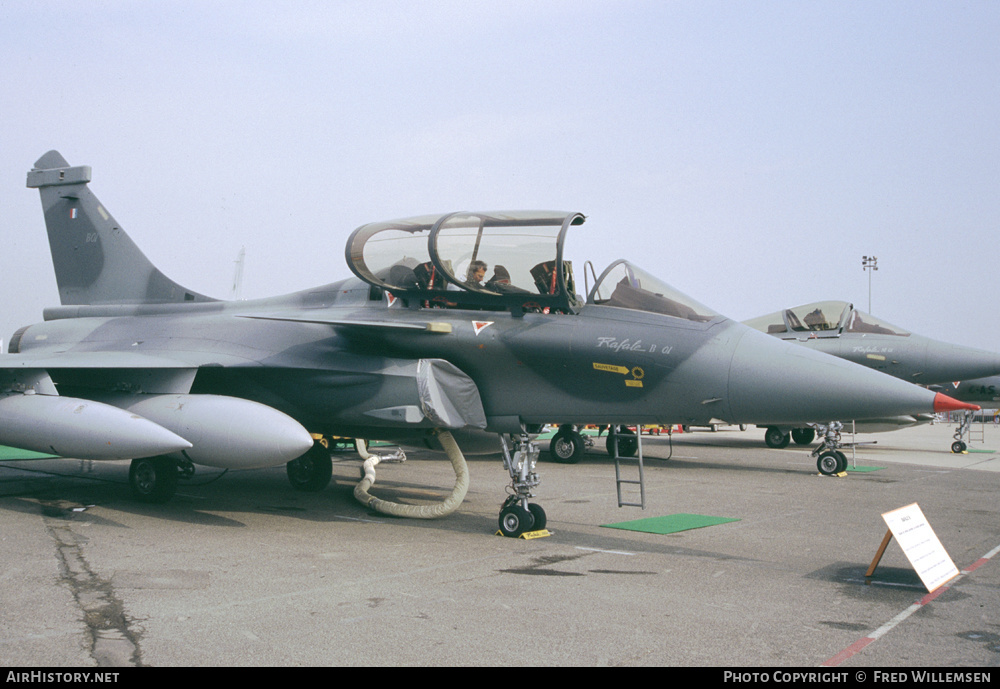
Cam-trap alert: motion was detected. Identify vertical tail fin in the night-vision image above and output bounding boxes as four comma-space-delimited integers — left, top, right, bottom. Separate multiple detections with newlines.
26, 151, 216, 306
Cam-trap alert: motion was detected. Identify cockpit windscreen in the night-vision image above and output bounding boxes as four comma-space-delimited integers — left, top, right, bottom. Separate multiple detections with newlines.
846, 310, 910, 336
589, 261, 717, 322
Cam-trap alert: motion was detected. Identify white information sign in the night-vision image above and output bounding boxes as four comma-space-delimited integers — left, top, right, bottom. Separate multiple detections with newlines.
881, 503, 959, 593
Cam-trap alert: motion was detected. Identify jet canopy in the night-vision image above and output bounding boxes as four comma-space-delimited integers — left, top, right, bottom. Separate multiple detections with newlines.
587, 260, 718, 322
744, 300, 911, 338
346, 211, 584, 313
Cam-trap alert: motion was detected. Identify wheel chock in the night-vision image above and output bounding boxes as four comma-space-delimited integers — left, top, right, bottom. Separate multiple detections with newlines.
494, 529, 553, 539
520, 529, 552, 539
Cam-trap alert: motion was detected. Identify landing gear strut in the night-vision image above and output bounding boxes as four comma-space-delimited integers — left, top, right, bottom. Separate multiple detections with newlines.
499, 434, 547, 537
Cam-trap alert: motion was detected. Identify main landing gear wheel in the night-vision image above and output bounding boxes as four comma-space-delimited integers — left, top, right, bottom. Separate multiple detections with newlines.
791, 428, 816, 445
549, 426, 584, 463
129, 456, 180, 503
951, 441, 968, 454
817, 450, 847, 476
606, 426, 638, 457
287, 441, 333, 491
764, 426, 790, 449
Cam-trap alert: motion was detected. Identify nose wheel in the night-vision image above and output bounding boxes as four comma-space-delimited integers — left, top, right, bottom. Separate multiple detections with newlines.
816, 450, 847, 475
498, 497, 547, 537
810, 422, 851, 475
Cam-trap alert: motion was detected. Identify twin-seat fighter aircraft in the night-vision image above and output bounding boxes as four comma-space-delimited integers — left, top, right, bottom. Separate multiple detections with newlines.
0, 151, 978, 536
744, 301, 1000, 456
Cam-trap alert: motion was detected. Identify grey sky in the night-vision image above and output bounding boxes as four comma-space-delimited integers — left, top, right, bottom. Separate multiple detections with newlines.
2, 1, 998, 352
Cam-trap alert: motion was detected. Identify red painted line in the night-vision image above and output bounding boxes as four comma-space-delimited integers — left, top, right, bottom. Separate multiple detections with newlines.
822, 637, 874, 667
918, 585, 950, 606
963, 557, 990, 573
823, 544, 998, 666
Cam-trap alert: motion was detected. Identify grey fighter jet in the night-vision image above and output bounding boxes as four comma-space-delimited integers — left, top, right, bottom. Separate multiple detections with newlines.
933, 378, 1000, 407
744, 300, 1000, 453
0, 151, 979, 536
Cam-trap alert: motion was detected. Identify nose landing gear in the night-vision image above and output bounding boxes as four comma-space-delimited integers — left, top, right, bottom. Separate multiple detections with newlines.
498, 434, 548, 537
810, 422, 850, 475
951, 411, 973, 453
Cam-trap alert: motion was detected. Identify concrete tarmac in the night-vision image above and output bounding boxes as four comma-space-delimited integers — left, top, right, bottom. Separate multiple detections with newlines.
0, 422, 997, 667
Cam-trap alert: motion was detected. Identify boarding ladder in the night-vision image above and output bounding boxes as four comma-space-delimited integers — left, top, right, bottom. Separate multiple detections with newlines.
611, 425, 646, 509
969, 412, 986, 446
954, 410, 985, 449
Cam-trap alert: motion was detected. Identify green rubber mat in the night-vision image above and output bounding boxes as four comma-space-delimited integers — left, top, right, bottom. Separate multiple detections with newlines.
601, 513, 739, 534
844, 465, 883, 473
0, 445, 57, 460
967, 449, 996, 454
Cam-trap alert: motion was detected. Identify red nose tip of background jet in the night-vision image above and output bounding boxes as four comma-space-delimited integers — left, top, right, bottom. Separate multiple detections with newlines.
933, 392, 981, 413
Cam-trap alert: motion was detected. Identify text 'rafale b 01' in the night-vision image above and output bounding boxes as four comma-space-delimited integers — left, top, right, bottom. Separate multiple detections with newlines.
0, 151, 977, 536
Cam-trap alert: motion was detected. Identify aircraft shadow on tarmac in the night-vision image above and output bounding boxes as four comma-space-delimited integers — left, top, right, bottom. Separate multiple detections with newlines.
0, 456, 776, 564
0, 455, 544, 537
5, 453, 963, 588
0, 441, 864, 532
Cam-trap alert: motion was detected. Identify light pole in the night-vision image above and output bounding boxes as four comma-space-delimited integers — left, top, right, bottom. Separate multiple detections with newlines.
862, 255, 878, 313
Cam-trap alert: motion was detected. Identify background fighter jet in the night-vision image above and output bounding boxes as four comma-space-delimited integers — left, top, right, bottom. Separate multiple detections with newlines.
933, 377, 1000, 407
743, 300, 1000, 454
0, 151, 978, 536
928, 377, 1000, 453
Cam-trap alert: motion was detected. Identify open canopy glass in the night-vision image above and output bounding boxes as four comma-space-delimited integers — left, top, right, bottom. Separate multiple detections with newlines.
346, 210, 720, 323
346, 211, 584, 312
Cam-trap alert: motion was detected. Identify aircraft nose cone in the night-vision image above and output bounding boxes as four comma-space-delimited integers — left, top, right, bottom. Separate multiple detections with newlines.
918, 342, 1000, 383
933, 392, 980, 413
727, 327, 963, 424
